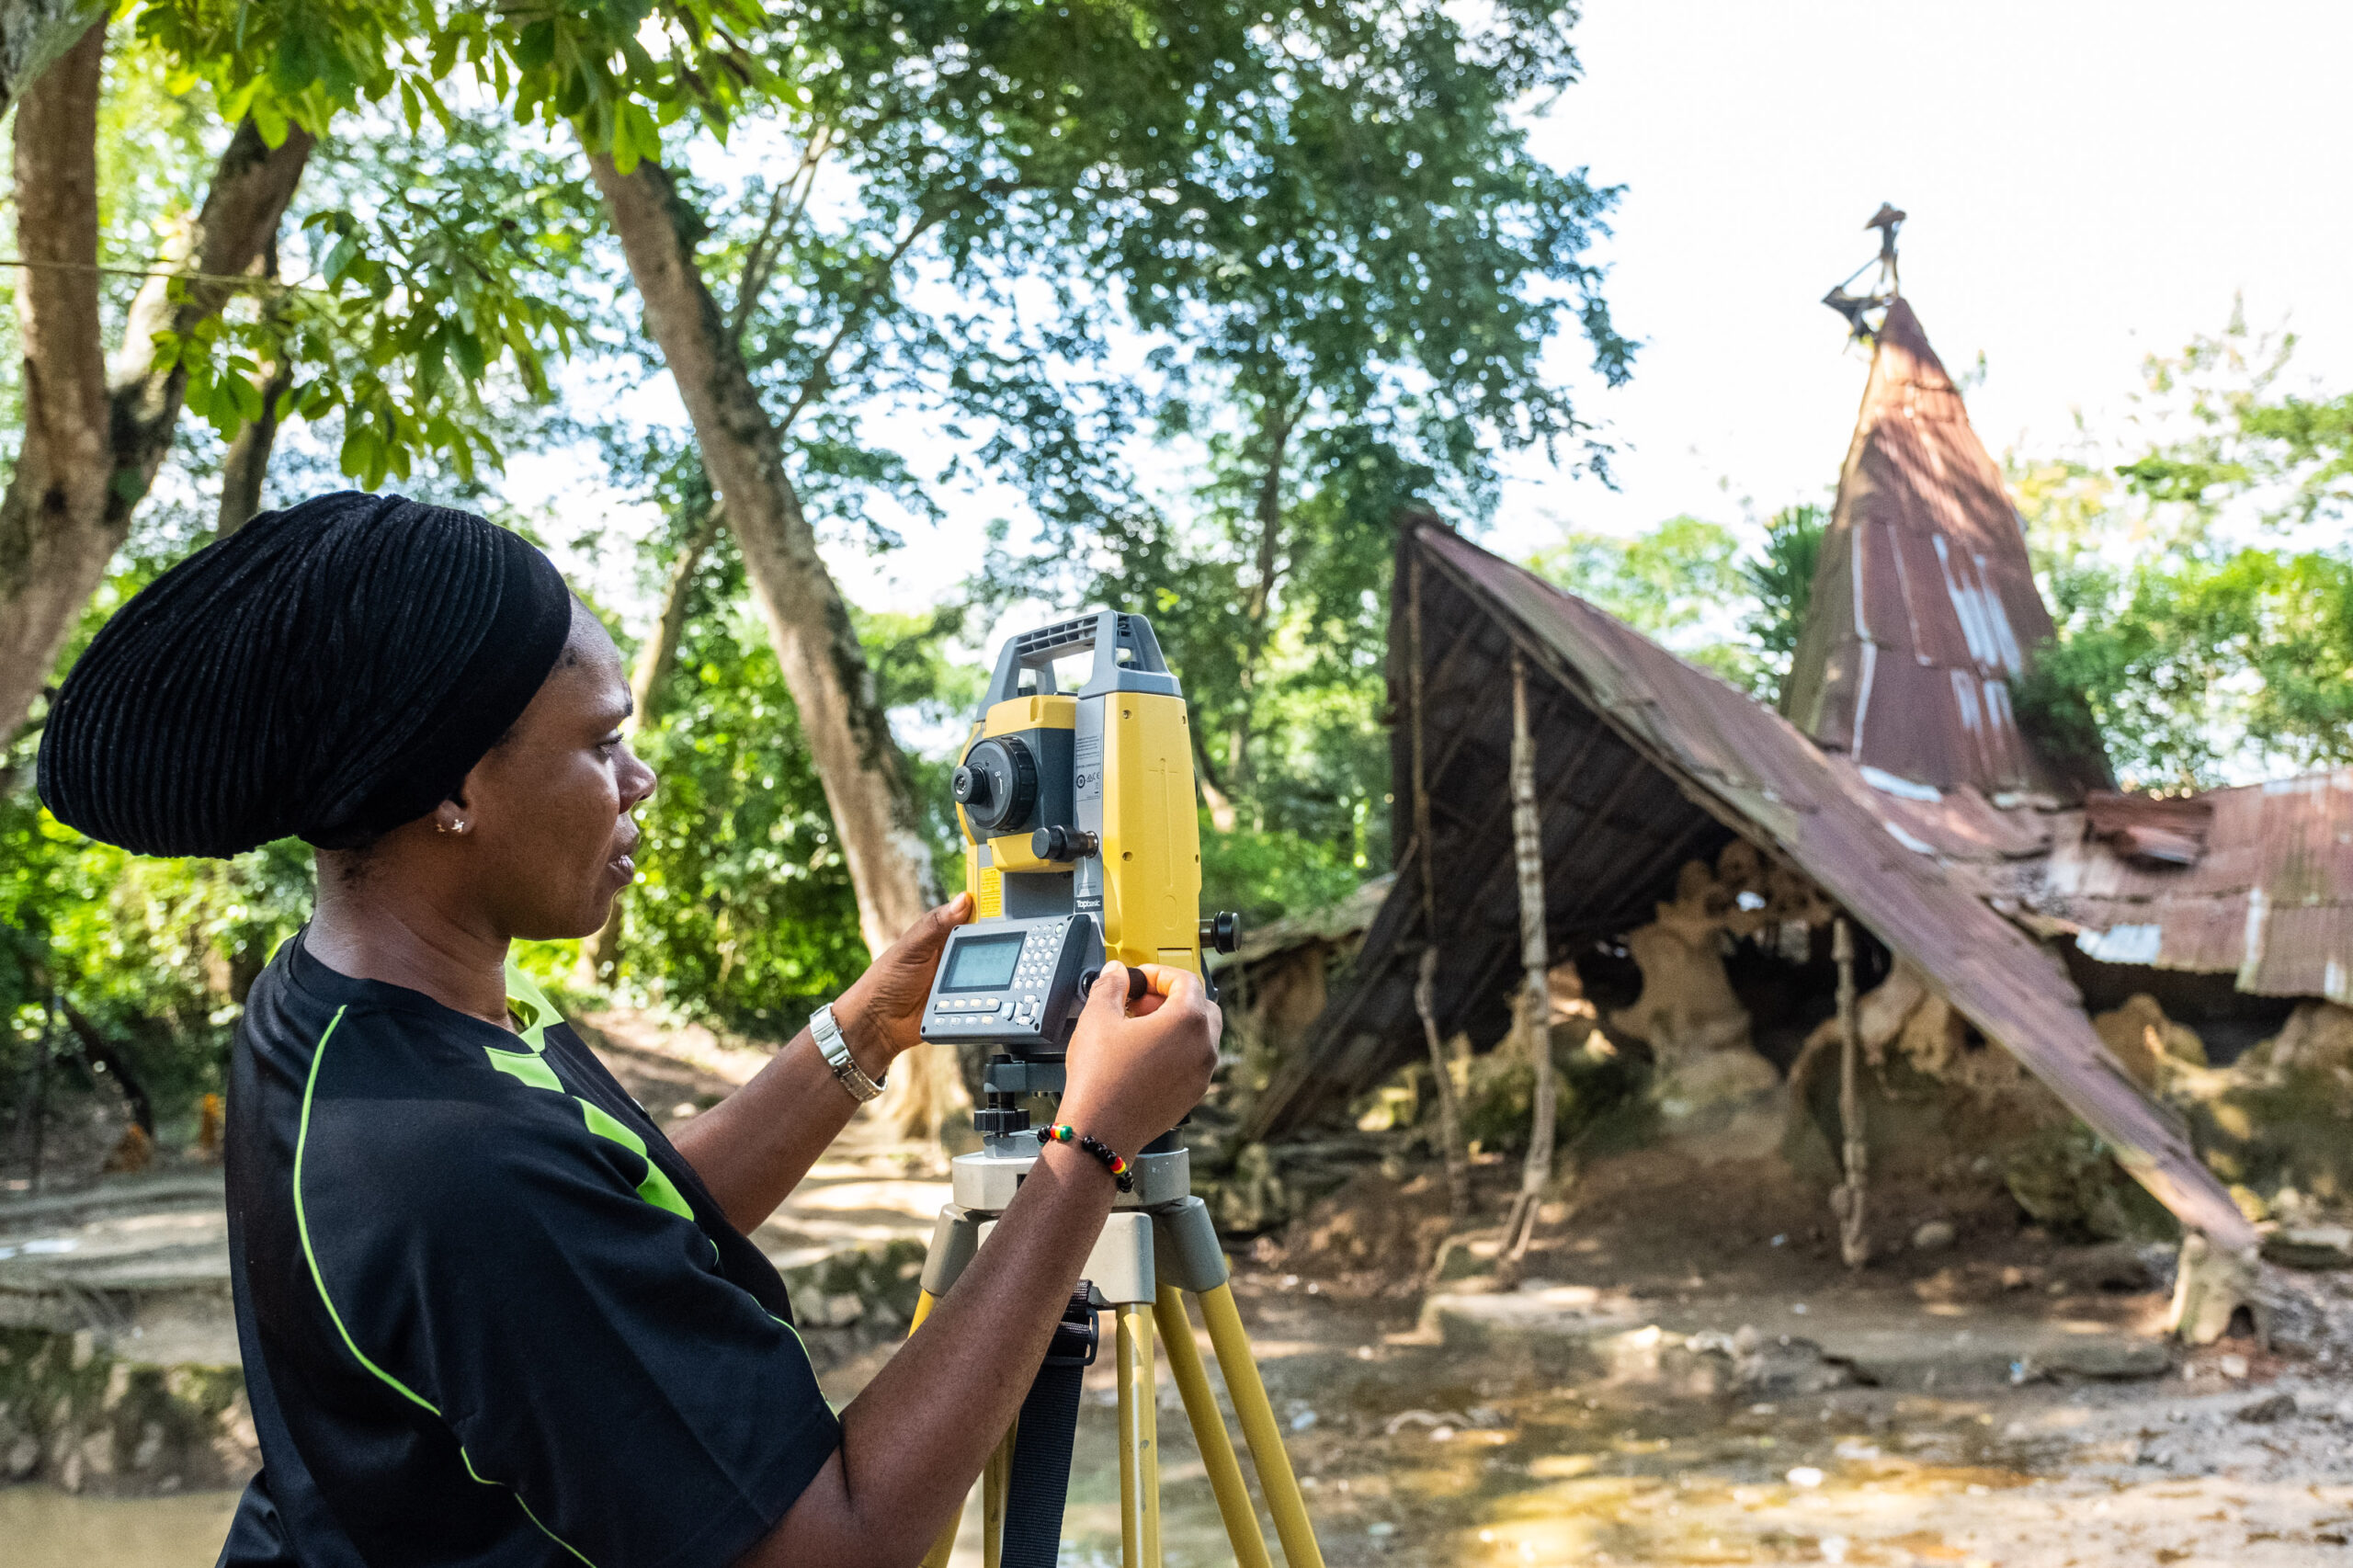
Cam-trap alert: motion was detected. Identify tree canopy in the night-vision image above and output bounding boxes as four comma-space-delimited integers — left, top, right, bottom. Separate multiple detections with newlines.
1, 0, 1633, 1146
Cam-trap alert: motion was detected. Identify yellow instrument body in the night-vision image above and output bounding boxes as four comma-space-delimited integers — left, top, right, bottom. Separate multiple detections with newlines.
956, 665, 1202, 977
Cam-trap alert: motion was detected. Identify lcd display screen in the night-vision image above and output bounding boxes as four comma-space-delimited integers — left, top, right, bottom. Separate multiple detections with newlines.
942, 932, 1023, 993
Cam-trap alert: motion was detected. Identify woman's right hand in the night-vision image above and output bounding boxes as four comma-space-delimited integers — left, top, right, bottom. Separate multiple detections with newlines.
1057, 962, 1222, 1157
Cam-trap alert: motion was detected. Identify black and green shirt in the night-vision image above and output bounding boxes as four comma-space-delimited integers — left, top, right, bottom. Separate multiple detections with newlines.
217, 931, 840, 1568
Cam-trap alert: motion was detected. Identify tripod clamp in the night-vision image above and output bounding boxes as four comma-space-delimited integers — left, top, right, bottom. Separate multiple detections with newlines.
1041, 1290, 1099, 1368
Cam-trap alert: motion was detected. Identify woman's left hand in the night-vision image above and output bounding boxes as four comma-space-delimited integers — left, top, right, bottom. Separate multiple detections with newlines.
834, 893, 973, 1072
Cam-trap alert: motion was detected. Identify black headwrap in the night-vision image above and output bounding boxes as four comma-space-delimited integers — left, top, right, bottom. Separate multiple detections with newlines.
38, 492, 574, 858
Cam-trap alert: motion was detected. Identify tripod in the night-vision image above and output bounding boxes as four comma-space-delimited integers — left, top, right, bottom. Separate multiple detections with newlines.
909, 1131, 1325, 1568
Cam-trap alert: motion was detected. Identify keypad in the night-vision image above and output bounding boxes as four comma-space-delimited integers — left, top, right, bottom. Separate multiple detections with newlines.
925, 917, 1076, 1038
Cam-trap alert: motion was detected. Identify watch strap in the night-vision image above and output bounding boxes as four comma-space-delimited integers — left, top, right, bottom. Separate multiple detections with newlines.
812, 1004, 885, 1104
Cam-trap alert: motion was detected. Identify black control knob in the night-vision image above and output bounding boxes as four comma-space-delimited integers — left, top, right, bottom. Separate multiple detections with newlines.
1200, 912, 1241, 953
1077, 965, 1153, 1006
957, 736, 1038, 834
1031, 824, 1099, 862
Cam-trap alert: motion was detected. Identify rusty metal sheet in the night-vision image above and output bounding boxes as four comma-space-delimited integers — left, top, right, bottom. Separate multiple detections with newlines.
1846, 766, 2052, 862
1255, 522, 2256, 1251
1780, 298, 2109, 800
2029, 769, 2353, 1000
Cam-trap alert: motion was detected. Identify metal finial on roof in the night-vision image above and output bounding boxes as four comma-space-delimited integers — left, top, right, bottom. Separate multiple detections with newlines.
1823, 202, 1907, 341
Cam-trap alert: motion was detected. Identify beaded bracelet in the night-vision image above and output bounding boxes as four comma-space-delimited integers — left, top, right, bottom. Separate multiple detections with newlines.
1040, 1123, 1134, 1192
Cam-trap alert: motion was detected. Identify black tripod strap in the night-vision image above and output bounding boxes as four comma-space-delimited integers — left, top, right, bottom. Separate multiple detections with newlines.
998, 1294, 1097, 1568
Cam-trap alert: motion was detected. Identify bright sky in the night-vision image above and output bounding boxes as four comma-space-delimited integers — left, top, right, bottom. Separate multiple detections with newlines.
519, 0, 2353, 626
1495, 0, 2353, 557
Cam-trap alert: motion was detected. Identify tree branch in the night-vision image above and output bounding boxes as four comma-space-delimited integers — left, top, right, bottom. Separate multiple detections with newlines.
730, 124, 831, 345
776, 206, 945, 437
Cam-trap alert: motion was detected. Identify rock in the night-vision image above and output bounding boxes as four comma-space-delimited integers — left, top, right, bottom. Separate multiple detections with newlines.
2235, 1392, 2297, 1424
2092, 994, 2208, 1085
2006, 1123, 2178, 1243
2050, 1240, 2162, 1293
0, 1326, 253, 1494
2249, 1000, 2353, 1073
1911, 1220, 1957, 1252
774, 1236, 929, 1330
1211, 1143, 1293, 1235
2263, 1224, 2353, 1271
1738, 1336, 1854, 1395
1418, 1283, 1641, 1368
2039, 1338, 2171, 1380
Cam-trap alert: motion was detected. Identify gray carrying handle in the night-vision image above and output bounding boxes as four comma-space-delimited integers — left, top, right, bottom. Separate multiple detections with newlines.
976, 609, 1179, 712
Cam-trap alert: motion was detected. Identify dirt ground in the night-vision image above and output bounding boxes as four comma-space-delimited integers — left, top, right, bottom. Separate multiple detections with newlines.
1076, 1145, 2353, 1567
12, 1016, 2353, 1565
393, 1026, 2353, 1564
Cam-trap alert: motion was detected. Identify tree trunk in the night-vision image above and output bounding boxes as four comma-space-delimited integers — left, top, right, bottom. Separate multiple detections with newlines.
60, 999, 152, 1136
108, 118, 314, 524
1500, 650, 1555, 1268
216, 236, 292, 539
579, 507, 721, 987
1195, 734, 1238, 834
1222, 404, 1294, 802
218, 362, 293, 540
0, 21, 108, 748
0, 0, 106, 124
587, 150, 961, 1140
0, 100, 313, 744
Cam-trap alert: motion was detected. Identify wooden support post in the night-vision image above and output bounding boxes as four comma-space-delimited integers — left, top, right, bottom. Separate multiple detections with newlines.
2166, 1232, 2265, 1345
1501, 650, 1555, 1268
1831, 918, 1870, 1268
1407, 551, 1471, 1223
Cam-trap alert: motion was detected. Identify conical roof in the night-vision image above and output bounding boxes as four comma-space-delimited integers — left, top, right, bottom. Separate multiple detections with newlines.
1782, 298, 2109, 799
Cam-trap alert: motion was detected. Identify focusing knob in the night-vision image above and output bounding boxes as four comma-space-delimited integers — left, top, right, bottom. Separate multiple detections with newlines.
1032, 824, 1099, 862
958, 736, 1039, 834
1201, 912, 1241, 953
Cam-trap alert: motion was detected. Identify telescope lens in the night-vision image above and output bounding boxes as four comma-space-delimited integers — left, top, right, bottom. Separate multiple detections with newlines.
959, 737, 1038, 832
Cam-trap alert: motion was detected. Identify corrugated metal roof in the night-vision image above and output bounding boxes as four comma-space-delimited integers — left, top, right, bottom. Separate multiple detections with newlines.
1247, 522, 2254, 1251
1781, 299, 2110, 801
2018, 770, 2353, 1002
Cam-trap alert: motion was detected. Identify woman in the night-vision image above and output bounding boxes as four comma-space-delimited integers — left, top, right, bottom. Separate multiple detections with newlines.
38, 493, 1220, 1568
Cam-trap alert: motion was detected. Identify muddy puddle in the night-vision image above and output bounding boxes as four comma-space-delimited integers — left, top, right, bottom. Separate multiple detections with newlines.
2, 1484, 242, 1568
949, 1289, 2353, 1567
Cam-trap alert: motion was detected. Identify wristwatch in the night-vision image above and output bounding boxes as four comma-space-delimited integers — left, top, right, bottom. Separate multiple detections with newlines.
811, 1004, 885, 1105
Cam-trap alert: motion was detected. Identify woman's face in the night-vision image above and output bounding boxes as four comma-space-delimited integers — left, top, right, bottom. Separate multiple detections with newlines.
457, 602, 656, 941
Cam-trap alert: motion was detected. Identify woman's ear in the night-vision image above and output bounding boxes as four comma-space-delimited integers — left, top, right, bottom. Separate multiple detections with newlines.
430, 799, 473, 837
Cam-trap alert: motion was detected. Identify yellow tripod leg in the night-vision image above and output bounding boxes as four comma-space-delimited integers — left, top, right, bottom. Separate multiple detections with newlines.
1114, 1302, 1162, 1568
908, 1290, 968, 1568
1155, 1286, 1273, 1568
982, 1423, 1015, 1568
1198, 1284, 1324, 1568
